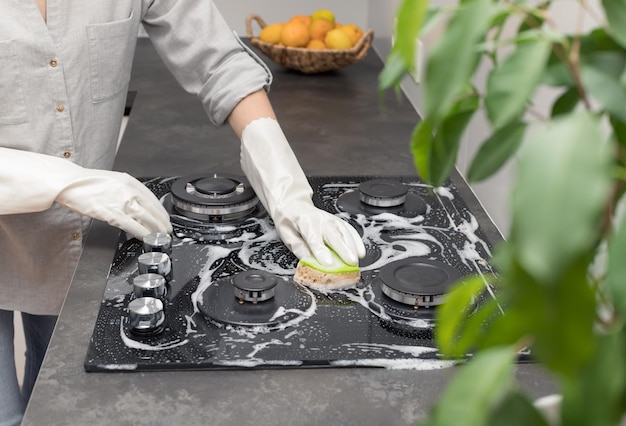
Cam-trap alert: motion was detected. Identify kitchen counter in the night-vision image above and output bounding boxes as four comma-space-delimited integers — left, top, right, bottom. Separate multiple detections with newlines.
22, 38, 557, 426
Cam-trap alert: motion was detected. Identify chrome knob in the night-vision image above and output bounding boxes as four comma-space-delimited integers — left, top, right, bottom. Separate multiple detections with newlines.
133, 273, 166, 299
137, 252, 172, 281
142, 232, 172, 256
128, 297, 165, 334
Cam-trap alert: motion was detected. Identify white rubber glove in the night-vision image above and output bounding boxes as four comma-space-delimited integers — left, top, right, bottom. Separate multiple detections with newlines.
0, 148, 172, 239
240, 118, 365, 266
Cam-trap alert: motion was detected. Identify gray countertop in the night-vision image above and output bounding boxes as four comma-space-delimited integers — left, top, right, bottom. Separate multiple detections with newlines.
22, 38, 557, 426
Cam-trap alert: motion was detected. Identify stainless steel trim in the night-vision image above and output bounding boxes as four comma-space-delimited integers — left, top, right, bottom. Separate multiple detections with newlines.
360, 193, 407, 207
381, 282, 446, 307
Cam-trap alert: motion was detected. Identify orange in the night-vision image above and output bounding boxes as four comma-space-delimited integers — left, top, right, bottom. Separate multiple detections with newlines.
289, 15, 311, 27
308, 18, 334, 41
280, 21, 310, 47
306, 39, 326, 50
259, 23, 284, 44
325, 28, 352, 49
334, 22, 343, 29
339, 24, 363, 46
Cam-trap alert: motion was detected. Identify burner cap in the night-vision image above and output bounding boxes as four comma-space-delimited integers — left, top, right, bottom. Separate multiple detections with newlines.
233, 270, 277, 304
199, 272, 312, 328
359, 179, 408, 207
379, 258, 460, 307
336, 179, 427, 218
170, 173, 259, 222
195, 177, 238, 197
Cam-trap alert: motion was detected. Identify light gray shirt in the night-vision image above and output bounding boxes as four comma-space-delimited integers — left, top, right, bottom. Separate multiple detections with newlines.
0, 0, 271, 315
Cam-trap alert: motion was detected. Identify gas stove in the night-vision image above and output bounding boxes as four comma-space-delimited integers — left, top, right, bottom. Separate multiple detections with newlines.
84, 174, 500, 372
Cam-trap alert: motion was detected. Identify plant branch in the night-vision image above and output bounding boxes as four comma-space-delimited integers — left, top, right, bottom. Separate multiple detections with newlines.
525, 106, 549, 122
522, 2, 590, 112
580, 0, 605, 28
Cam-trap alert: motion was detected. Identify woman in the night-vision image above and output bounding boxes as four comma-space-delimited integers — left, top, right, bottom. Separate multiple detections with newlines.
0, 1, 365, 424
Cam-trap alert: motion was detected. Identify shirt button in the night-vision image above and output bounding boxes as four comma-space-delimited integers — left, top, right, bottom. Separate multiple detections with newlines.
72, 233, 80, 241
56, 104, 65, 112
63, 151, 71, 158
50, 59, 58, 67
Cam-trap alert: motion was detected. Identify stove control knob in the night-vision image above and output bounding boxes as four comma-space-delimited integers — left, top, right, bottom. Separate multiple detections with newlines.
133, 273, 167, 299
128, 297, 165, 334
137, 252, 172, 281
142, 232, 172, 256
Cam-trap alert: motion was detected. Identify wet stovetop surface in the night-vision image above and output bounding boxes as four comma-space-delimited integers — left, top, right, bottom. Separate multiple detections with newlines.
84, 175, 499, 372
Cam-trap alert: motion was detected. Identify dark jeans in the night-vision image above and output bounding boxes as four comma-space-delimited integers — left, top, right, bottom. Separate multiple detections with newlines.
0, 310, 57, 426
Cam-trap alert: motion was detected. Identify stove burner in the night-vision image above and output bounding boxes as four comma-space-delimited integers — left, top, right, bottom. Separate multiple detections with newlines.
199, 270, 313, 328
336, 179, 427, 218
233, 270, 277, 304
169, 173, 259, 222
359, 179, 408, 207
379, 257, 460, 308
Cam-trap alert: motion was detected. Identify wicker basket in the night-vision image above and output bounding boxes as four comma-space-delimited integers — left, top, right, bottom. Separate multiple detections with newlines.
246, 15, 374, 74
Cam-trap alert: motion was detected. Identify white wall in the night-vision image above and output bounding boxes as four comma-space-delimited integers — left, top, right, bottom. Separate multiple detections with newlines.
213, 0, 368, 36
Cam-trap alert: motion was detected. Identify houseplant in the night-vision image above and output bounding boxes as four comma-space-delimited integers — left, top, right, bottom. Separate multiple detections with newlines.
380, 0, 626, 424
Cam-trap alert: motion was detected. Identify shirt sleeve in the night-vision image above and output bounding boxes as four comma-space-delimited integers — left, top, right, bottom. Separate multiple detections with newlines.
141, 0, 272, 126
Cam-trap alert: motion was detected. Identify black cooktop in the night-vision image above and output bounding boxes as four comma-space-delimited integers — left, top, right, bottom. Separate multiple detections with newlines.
84, 175, 501, 372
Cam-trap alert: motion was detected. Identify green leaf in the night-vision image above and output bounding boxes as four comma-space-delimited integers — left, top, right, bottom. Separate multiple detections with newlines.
607, 214, 626, 315
580, 61, 626, 122
610, 115, 626, 148
511, 112, 612, 283
581, 51, 626, 80
455, 298, 502, 355
430, 92, 479, 186
541, 60, 574, 87
542, 29, 626, 88
488, 391, 550, 426
491, 253, 596, 377
485, 37, 551, 129
580, 28, 626, 54
424, 0, 496, 123
379, 50, 409, 91
423, 346, 517, 426
422, 8, 444, 36
467, 121, 526, 182
395, 0, 430, 70
410, 119, 434, 182
530, 254, 597, 376
602, 0, 626, 49
551, 87, 579, 117
562, 331, 626, 426
435, 275, 490, 358
516, 2, 548, 33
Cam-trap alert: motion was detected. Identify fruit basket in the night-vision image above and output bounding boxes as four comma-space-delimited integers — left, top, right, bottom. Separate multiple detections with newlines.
246, 14, 374, 74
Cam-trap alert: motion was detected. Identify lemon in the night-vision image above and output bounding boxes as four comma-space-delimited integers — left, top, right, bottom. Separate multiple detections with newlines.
311, 9, 335, 24
259, 23, 284, 44
324, 28, 352, 49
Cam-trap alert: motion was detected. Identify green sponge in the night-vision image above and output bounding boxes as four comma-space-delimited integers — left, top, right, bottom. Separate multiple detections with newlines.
299, 250, 360, 273
294, 247, 361, 289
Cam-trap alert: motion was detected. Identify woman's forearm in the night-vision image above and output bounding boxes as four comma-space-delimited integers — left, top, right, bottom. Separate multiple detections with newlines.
227, 89, 277, 139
